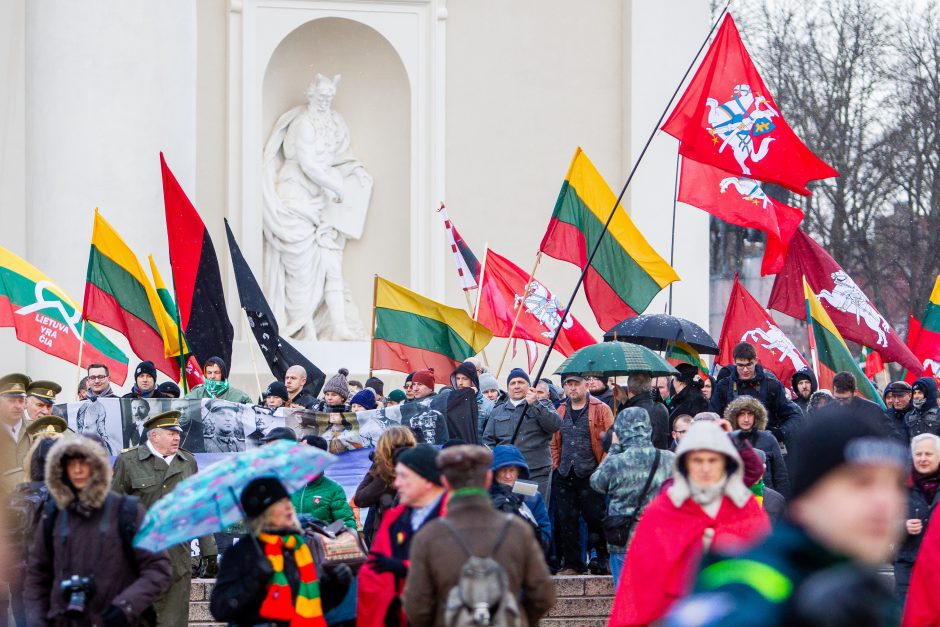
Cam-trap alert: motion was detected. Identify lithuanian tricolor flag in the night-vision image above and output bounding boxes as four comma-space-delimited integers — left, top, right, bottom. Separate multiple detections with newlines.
665, 340, 709, 377
83, 211, 185, 378
372, 277, 493, 385
906, 275, 940, 383
149, 255, 204, 390
539, 148, 680, 331
803, 277, 884, 407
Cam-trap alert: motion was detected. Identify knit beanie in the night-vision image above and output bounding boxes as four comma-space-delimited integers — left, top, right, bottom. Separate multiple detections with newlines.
507, 367, 531, 386
264, 381, 289, 403
788, 406, 907, 501
350, 389, 377, 411
134, 360, 157, 381
397, 444, 442, 485
387, 389, 406, 403
322, 368, 350, 399
365, 376, 385, 396
241, 477, 290, 518
479, 373, 499, 393
412, 369, 436, 390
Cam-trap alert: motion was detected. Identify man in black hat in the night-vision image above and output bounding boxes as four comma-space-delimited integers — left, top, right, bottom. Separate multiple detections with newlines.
262, 380, 290, 410
122, 360, 165, 399
112, 409, 219, 626
668, 407, 907, 626
883, 380, 913, 443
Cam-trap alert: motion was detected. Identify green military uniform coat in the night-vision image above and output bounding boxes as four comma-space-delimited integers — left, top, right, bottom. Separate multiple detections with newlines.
112, 443, 218, 626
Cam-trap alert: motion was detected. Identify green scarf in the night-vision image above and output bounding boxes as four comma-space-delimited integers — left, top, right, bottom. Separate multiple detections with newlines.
204, 379, 230, 398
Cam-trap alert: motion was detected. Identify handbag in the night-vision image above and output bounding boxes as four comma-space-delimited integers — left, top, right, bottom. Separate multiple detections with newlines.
305, 519, 369, 571
602, 449, 661, 547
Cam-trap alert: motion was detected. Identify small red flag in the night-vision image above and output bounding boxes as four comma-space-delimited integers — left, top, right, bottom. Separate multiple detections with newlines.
718, 275, 809, 385
677, 158, 804, 274
905, 315, 940, 384
662, 14, 838, 196
768, 229, 921, 371
475, 249, 596, 357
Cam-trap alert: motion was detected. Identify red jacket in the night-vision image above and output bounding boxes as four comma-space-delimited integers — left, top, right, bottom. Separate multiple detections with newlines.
608, 491, 769, 626
903, 512, 940, 626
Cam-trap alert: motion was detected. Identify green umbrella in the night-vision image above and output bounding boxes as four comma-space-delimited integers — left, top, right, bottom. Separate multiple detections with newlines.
554, 342, 678, 377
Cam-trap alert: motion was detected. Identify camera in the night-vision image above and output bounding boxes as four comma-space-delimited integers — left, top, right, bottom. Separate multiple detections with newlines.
60, 574, 94, 617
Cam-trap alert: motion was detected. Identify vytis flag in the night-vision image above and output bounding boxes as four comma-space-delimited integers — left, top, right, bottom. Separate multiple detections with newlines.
224, 220, 325, 397
83, 210, 184, 379
718, 275, 808, 385
372, 277, 493, 384
147, 256, 204, 389
665, 341, 709, 377
436, 203, 481, 291
803, 277, 884, 408
906, 275, 940, 383
539, 147, 679, 330
475, 249, 595, 356
677, 158, 804, 274
0, 246, 129, 384
768, 229, 921, 371
161, 153, 234, 367
661, 14, 837, 196
860, 346, 886, 380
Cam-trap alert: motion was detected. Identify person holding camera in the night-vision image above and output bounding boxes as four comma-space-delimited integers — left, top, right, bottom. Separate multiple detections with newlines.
589, 407, 674, 586
23, 434, 172, 626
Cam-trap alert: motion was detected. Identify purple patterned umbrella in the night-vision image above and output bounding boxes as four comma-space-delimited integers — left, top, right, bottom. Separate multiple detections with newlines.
134, 440, 335, 551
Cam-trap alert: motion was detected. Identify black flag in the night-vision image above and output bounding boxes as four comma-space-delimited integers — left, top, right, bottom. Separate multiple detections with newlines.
224, 219, 325, 396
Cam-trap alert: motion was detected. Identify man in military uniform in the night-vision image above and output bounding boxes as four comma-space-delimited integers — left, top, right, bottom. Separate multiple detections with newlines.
23, 414, 70, 444
19, 380, 61, 465
112, 410, 219, 626
0, 373, 30, 494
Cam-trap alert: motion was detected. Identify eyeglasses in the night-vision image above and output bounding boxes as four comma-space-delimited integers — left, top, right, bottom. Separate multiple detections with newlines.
734, 361, 756, 369
583, 376, 601, 382
87, 375, 108, 381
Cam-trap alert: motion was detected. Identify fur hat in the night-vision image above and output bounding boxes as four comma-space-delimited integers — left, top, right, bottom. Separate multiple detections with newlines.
322, 368, 350, 399
723, 396, 768, 431
45, 435, 112, 510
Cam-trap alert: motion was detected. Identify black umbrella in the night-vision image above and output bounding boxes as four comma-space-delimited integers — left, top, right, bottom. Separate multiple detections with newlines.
604, 314, 719, 355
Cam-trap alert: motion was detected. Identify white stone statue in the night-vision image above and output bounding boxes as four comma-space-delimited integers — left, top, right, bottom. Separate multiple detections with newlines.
262, 73, 372, 341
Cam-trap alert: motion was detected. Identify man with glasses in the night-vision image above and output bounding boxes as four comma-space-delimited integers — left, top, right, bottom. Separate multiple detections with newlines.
671, 414, 693, 451
710, 342, 802, 448
831, 371, 882, 417
85, 363, 116, 399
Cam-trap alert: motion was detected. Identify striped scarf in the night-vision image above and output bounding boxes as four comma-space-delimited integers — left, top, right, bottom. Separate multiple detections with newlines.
257, 533, 326, 626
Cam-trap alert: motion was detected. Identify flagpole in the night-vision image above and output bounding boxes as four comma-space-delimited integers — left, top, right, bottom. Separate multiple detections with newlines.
804, 285, 821, 380
667, 153, 681, 316
496, 252, 543, 378
164, 254, 191, 395
510, 2, 730, 446
75, 318, 87, 396
471, 244, 492, 369
244, 327, 265, 400
369, 274, 378, 378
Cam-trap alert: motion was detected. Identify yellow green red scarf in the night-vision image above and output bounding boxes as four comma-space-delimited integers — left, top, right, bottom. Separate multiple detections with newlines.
257, 533, 326, 626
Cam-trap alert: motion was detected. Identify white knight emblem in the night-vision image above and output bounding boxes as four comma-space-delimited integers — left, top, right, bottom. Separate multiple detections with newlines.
705, 84, 779, 174
515, 282, 573, 339
816, 271, 890, 347
741, 323, 807, 371
719, 176, 770, 209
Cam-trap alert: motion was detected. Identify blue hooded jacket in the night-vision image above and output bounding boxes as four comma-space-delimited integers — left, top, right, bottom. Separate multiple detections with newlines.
490, 445, 552, 545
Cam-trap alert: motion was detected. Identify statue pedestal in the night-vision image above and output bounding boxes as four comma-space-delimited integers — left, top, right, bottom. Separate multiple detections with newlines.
228, 339, 372, 396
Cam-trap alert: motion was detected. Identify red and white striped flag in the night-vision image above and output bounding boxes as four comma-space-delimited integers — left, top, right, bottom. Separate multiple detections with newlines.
436, 203, 481, 291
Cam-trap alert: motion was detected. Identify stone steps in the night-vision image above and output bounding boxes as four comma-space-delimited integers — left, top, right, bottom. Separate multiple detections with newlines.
188, 575, 615, 625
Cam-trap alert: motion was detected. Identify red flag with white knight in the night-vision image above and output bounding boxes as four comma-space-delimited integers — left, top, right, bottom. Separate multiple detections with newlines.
662, 14, 838, 196
475, 249, 596, 357
768, 229, 922, 371
905, 276, 940, 383
718, 275, 809, 385
677, 158, 803, 274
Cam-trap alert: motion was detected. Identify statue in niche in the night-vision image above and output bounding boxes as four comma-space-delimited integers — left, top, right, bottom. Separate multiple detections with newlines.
262, 73, 372, 341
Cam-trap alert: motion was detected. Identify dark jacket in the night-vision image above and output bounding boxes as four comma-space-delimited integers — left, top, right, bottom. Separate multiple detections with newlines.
402, 493, 556, 627
762, 486, 786, 522
897, 469, 940, 567
790, 369, 817, 415
711, 364, 803, 444
905, 377, 940, 439
121, 387, 167, 400
24, 436, 172, 626
209, 531, 349, 626
551, 396, 614, 469
622, 391, 671, 450
354, 469, 396, 546
289, 390, 318, 410
725, 396, 790, 497
482, 398, 561, 470
669, 521, 895, 627
883, 387, 911, 444
667, 385, 710, 422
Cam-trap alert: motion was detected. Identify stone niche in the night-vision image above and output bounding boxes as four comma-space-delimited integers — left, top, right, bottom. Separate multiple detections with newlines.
229, 1, 445, 374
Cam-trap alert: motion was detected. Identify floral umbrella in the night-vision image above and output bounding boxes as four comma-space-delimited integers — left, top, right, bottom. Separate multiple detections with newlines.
134, 440, 335, 552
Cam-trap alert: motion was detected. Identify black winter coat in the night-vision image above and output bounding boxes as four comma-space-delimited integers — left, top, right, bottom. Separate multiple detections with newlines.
710, 365, 802, 443
896, 473, 940, 566
667, 386, 709, 421
622, 392, 670, 450
210, 534, 349, 626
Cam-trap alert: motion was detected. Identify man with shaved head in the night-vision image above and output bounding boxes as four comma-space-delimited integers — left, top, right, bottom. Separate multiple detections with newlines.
284, 365, 317, 409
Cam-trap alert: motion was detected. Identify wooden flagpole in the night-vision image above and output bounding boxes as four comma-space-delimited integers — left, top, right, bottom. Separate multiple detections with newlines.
369, 274, 378, 377
496, 252, 543, 377
244, 329, 265, 400
471, 244, 492, 369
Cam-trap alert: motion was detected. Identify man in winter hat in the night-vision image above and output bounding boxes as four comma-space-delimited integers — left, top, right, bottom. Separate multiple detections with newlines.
905, 376, 940, 439
670, 407, 907, 626
316, 368, 351, 411
122, 360, 164, 399
790, 368, 818, 415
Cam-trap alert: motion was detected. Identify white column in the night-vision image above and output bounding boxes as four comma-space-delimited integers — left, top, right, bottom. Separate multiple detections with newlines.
22, 0, 197, 389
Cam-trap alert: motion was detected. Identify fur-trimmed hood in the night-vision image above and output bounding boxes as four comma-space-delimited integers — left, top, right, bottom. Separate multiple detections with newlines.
724, 395, 768, 431
45, 435, 112, 510
668, 420, 752, 508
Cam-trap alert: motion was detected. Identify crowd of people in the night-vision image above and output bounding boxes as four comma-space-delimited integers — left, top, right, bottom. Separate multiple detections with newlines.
2, 338, 940, 626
